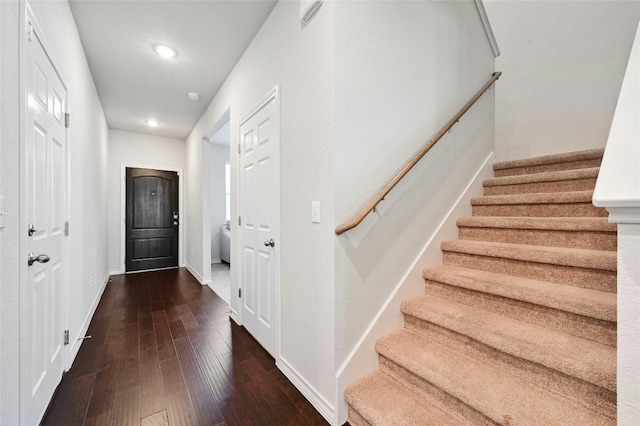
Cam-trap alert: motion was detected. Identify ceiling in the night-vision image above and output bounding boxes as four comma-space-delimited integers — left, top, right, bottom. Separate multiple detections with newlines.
68, 0, 278, 140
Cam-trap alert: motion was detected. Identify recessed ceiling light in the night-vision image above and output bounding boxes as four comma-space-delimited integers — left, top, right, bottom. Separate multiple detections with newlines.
187, 92, 201, 101
146, 119, 159, 128
153, 44, 177, 59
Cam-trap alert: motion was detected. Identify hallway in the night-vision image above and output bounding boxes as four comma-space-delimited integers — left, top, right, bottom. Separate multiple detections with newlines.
41, 268, 328, 425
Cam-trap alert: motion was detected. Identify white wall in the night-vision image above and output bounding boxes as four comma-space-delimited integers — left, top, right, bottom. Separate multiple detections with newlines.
185, 0, 335, 419
107, 129, 186, 273
0, 1, 109, 423
210, 141, 229, 263
0, 2, 20, 423
0, 2, 3, 420
485, 0, 640, 160
334, 0, 495, 368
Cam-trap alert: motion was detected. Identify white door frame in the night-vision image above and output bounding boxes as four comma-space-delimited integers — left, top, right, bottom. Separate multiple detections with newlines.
119, 163, 184, 274
201, 108, 231, 288
237, 86, 281, 359
19, 3, 71, 422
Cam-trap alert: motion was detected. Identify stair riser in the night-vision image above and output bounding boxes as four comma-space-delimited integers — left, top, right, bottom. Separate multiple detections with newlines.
472, 203, 608, 217
377, 356, 494, 426
494, 158, 602, 177
442, 252, 616, 292
402, 316, 617, 419
347, 407, 370, 426
484, 177, 597, 196
458, 227, 617, 251
425, 280, 616, 346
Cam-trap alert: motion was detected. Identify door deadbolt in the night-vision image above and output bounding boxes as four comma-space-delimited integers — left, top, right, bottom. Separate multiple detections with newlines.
28, 223, 39, 236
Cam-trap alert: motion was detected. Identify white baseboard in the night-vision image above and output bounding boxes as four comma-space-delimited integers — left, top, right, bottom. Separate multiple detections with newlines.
185, 263, 211, 286
109, 269, 122, 276
65, 272, 109, 370
334, 152, 495, 424
278, 356, 336, 425
210, 259, 221, 264
229, 308, 241, 325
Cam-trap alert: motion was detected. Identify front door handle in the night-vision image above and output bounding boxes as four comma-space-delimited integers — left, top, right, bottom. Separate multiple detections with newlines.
263, 239, 275, 247
27, 252, 50, 267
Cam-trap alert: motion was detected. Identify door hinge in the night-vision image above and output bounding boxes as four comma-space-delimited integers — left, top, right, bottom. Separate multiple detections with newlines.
64, 221, 69, 236
27, 21, 33, 42
238, 143, 241, 154
65, 113, 70, 128
238, 216, 241, 226
238, 288, 242, 298
63, 330, 69, 346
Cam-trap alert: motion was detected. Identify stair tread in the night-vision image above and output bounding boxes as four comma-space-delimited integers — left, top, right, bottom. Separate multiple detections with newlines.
441, 239, 617, 271
377, 329, 614, 425
493, 148, 604, 172
484, 167, 599, 187
345, 371, 460, 425
471, 190, 595, 205
456, 216, 616, 232
422, 265, 616, 322
401, 295, 616, 390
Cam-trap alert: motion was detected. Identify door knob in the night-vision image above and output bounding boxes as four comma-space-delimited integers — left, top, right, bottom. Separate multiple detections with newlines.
27, 252, 50, 266
263, 239, 275, 247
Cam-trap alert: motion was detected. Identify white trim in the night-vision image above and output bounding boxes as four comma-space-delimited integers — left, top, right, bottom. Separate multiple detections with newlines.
238, 85, 281, 359
229, 308, 241, 325
604, 207, 640, 225
474, 0, 500, 57
594, 199, 640, 208
239, 86, 280, 127
65, 273, 109, 369
334, 152, 495, 424
119, 163, 184, 274
278, 357, 335, 425
185, 263, 210, 286
205, 109, 231, 140
0, 1, 2, 421
125, 266, 180, 275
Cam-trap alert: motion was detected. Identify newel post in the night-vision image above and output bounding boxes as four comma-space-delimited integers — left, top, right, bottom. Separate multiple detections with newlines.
593, 21, 640, 425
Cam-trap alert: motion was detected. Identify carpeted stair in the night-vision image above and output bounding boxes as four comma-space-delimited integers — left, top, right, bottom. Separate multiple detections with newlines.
344, 148, 617, 425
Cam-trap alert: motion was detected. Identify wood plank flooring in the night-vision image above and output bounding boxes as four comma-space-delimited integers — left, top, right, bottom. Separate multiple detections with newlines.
41, 268, 329, 426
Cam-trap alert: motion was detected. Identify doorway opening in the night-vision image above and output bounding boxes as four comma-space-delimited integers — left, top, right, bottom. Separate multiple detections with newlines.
208, 114, 231, 304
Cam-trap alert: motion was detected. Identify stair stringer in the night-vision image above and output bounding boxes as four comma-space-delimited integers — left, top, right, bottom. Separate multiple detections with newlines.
334, 153, 495, 425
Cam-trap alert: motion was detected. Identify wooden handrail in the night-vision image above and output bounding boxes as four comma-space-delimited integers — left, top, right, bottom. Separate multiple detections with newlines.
335, 71, 502, 235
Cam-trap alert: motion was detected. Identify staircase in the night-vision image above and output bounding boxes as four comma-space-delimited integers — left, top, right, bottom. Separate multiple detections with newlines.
344, 148, 617, 425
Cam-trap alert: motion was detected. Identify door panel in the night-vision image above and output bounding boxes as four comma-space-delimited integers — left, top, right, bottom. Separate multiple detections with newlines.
126, 168, 179, 272
22, 19, 67, 425
239, 90, 279, 357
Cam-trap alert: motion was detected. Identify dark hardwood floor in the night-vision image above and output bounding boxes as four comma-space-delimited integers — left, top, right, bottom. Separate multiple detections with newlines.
41, 268, 329, 426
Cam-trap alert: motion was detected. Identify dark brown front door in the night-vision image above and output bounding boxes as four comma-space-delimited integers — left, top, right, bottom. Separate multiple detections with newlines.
126, 168, 179, 272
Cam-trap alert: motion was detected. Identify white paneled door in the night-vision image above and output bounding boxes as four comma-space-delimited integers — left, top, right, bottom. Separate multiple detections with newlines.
21, 12, 68, 425
239, 88, 280, 358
